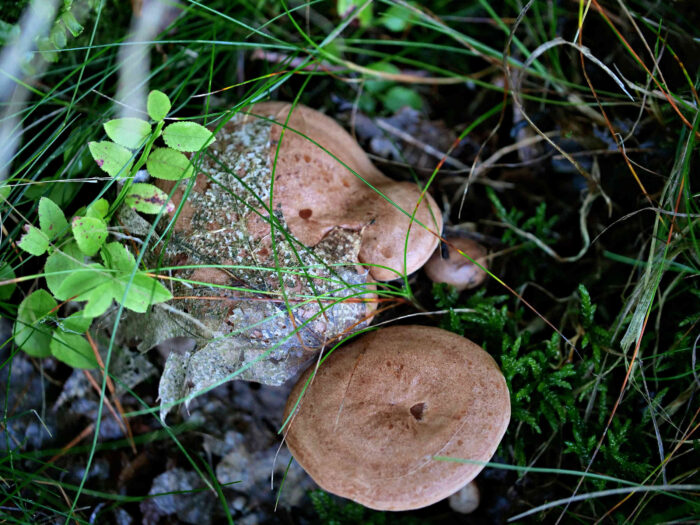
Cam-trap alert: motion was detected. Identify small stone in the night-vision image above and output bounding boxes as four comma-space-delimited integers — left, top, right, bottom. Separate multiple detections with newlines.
147, 468, 215, 525
232, 496, 246, 511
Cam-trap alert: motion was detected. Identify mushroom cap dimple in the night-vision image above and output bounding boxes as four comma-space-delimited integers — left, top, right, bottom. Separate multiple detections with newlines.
424, 237, 488, 291
283, 325, 510, 511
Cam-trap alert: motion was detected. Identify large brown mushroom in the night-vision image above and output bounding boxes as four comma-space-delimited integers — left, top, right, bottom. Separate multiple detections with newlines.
283, 325, 510, 511
243, 102, 443, 280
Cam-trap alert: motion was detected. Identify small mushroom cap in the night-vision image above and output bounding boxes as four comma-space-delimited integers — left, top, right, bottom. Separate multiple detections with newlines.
449, 481, 480, 514
283, 325, 510, 511
247, 102, 443, 281
424, 237, 488, 291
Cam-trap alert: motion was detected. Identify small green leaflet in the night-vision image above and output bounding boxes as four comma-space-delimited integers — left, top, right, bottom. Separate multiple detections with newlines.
0, 263, 16, 300
50, 331, 98, 369
162, 122, 215, 152
61, 311, 93, 333
147, 147, 195, 180
364, 62, 400, 94
50, 23, 66, 49
71, 215, 108, 257
56, 265, 116, 318
382, 86, 422, 112
337, 0, 374, 27
13, 290, 56, 358
0, 181, 10, 201
86, 198, 109, 219
56, 245, 172, 318
125, 183, 174, 214
147, 90, 171, 122
115, 273, 172, 313
45, 241, 83, 299
88, 141, 134, 178
379, 3, 415, 32
61, 10, 83, 37
39, 197, 68, 240
18, 225, 49, 256
101, 242, 136, 273
104, 118, 152, 150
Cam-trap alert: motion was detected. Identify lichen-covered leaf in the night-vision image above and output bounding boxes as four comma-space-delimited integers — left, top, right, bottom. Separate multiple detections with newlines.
88, 141, 133, 178
39, 197, 69, 240
104, 118, 152, 150
147, 90, 171, 122
18, 225, 49, 256
124, 183, 174, 214
71, 215, 108, 256
162, 122, 215, 152
50, 331, 98, 369
147, 147, 195, 180
13, 290, 56, 358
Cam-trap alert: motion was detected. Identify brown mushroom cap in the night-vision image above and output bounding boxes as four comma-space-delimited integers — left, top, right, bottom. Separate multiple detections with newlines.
424, 237, 488, 291
283, 325, 510, 511
246, 102, 443, 281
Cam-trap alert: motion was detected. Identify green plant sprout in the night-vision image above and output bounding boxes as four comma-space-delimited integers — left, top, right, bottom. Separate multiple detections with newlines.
12, 89, 215, 369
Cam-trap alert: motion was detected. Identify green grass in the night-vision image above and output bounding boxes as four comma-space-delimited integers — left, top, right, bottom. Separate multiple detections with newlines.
1, 0, 699, 523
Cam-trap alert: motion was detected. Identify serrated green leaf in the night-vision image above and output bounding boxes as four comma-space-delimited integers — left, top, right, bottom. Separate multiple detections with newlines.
50, 331, 97, 369
147, 90, 171, 121
116, 273, 172, 313
71, 216, 108, 256
124, 183, 174, 214
45, 241, 84, 299
147, 147, 195, 180
0, 263, 16, 300
104, 118, 152, 150
13, 290, 57, 358
101, 242, 136, 273
60, 311, 93, 333
162, 122, 215, 152
88, 141, 133, 178
39, 197, 68, 240
18, 225, 49, 256
86, 198, 109, 219
61, 10, 83, 37
55, 264, 117, 318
